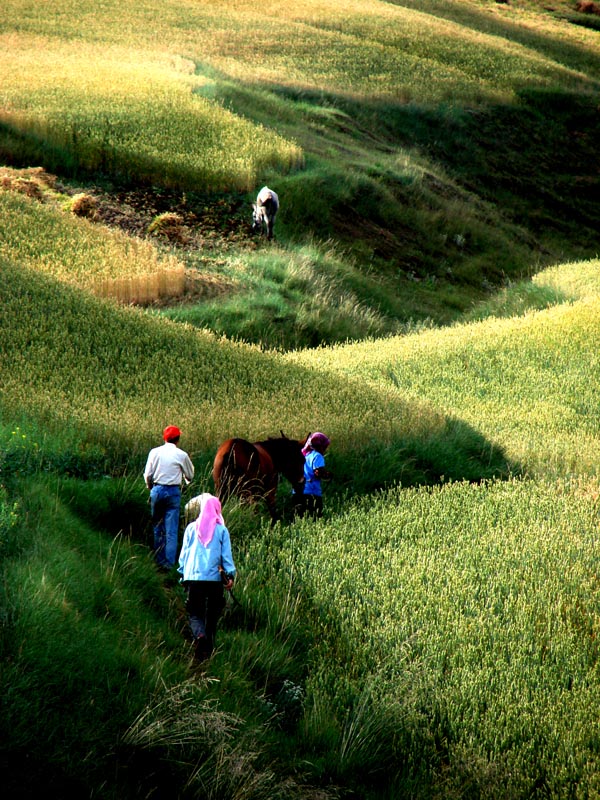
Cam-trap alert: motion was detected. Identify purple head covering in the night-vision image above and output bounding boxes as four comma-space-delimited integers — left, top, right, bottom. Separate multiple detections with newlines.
302, 432, 330, 456
195, 493, 224, 546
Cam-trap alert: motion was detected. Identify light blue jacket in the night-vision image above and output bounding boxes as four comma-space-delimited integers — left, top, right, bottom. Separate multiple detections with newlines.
178, 522, 236, 582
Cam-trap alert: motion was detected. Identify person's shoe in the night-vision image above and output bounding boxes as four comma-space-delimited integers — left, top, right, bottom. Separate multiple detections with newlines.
194, 635, 209, 662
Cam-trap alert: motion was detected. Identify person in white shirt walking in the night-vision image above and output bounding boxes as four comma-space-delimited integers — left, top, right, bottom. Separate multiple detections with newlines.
144, 425, 195, 570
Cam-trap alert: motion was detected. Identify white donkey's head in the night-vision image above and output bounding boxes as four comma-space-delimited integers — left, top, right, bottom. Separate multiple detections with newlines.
251, 203, 267, 234
251, 186, 279, 240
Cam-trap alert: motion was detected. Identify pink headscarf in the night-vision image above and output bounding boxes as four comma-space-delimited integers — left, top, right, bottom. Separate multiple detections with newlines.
195, 493, 224, 546
302, 432, 330, 456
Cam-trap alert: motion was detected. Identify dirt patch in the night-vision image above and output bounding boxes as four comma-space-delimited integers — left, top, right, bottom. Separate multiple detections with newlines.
0, 165, 254, 307
0, 165, 255, 253
94, 185, 254, 253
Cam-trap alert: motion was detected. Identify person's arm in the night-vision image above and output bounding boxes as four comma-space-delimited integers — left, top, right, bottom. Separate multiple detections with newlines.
220, 528, 236, 586
143, 451, 155, 489
182, 453, 195, 485
311, 452, 331, 481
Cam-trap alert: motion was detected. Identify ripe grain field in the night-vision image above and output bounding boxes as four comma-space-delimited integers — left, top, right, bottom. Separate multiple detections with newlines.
1, 1, 600, 799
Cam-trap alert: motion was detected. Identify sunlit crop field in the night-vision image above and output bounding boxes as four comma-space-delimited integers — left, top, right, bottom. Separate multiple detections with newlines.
0, 190, 185, 302
267, 476, 600, 795
3, 3, 600, 795
0, 33, 302, 191
2, 0, 598, 192
533, 257, 600, 300
3, 0, 595, 101
285, 259, 600, 480
1, 255, 599, 483
0, 256, 453, 472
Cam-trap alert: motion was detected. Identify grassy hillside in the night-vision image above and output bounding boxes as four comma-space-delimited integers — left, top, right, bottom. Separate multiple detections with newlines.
2, 1, 600, 798
2, 0, 600, 336
2, 255, 600, 798
0, 255, 512, 492
285, 259, 600, 479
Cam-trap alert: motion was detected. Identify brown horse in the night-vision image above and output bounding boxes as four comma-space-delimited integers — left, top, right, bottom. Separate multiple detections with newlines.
213, 432, 306, 522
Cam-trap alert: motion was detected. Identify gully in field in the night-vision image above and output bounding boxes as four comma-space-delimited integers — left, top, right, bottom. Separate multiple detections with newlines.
252, 185, 279, 240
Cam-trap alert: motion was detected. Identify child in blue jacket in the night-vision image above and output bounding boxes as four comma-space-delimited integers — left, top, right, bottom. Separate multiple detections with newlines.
178, 493, 236, 661
294, 432, 331, 519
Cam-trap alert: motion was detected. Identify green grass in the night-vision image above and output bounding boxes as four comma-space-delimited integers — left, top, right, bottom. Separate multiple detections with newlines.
162, 241, 394, 348
2, 1, 600, 797
287, 476, 600, 797
0, 478, 187, 797
2, 0, 600, 334
285, 259, 600, 480
3, 250, 600, 797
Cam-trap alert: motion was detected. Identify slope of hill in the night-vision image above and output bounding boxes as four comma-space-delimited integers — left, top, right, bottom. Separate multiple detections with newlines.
285, 259, 600, 479
1, 0, 599, 335
2, 253, 600, 798
2, 1, 600, 798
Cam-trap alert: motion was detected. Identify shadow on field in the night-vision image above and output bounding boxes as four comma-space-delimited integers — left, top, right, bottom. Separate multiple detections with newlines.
1, 261, 521, 529
274, 413, 520, 524
388, 87, 600, 249
324, 416, 519, 503
217, 76, 600, 280
272, 84, 600, 258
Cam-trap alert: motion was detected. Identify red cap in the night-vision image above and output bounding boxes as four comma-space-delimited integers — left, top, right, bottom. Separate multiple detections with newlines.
163, 425, 181, 442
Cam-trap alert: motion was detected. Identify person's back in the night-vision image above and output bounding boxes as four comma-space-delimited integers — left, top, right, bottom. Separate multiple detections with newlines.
179, 518, 235, 583
144, 436, 194, 490
144, 425, 194, 569
178, 494, 236, 661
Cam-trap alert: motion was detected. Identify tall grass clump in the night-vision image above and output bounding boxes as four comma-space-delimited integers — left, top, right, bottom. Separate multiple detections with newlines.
164, 241, 395, 348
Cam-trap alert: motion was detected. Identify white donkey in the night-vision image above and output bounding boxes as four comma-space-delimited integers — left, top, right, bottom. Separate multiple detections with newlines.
252, 186, 279, 240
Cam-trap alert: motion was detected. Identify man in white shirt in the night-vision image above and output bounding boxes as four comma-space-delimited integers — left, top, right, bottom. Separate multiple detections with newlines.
144, 425, 195, 570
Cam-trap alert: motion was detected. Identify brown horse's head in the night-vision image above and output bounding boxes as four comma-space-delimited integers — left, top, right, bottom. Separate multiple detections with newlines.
260, 432, 305, 492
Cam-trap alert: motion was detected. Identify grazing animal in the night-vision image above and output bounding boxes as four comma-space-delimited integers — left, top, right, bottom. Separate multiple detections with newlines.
252, 186, 279, 240
212, 432, 305, 522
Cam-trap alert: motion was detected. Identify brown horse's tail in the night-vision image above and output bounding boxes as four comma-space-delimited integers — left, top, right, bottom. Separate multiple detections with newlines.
213, 438, 261, 502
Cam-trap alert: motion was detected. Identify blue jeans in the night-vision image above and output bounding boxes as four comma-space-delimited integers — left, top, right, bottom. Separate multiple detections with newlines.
150, 484, 181, 568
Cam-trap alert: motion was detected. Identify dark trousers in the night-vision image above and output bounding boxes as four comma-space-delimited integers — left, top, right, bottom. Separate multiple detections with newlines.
293, 494, 323, 519
184, 581, 225, 659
